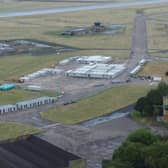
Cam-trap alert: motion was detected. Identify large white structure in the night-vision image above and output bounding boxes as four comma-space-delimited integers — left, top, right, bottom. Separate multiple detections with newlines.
76, 56, 112, 64
0, 96, 57, 115
59, 55, 112, 65
66, 63, 126, 79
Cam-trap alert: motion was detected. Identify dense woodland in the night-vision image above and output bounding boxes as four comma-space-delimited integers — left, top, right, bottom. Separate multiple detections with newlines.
135, 82, 168, 117
103, 129, 168, 168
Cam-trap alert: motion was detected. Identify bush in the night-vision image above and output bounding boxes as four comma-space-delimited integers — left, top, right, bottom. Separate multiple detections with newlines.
127, 129, 158, 145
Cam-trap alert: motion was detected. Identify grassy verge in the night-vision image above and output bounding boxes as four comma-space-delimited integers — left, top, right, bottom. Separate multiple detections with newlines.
69, 159, 86, 168
0, 122, 41, 141
0, 89, 57, 105
42, 84, 150, 124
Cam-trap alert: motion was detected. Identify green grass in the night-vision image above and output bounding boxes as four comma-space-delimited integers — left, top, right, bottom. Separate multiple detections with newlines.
42, 84, 151, 124
0, 89, 57, 105
0, 122, 41, 141
0, 54, 72, 82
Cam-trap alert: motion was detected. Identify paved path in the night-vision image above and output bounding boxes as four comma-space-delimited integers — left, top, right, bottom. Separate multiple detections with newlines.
0, 0, 167, 18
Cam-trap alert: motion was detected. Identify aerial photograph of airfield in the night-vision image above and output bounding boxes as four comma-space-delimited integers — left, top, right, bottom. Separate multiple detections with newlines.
0, 0, 168, 168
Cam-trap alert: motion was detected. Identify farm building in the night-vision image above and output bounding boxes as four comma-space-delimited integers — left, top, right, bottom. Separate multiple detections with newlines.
0, 83, 15, 91
66, 63, 126, 79
0, 96, 57, 115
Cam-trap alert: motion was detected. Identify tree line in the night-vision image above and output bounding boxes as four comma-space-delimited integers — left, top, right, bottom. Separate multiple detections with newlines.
135, 82, 168, 117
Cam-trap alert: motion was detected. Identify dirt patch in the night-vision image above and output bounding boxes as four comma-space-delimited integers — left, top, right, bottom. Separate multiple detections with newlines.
0, 39, 77, 57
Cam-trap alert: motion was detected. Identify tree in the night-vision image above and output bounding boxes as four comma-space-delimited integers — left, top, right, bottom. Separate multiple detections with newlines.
144, 142, 168, 168
135, 82, 168, 117
112, 141, 146, 168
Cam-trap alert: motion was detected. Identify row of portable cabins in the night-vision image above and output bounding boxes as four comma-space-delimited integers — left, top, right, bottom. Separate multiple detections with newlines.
0, 96, 57, 115
20, 68, 63, 82
130, 59, 147, 76
66, 64, 126, 79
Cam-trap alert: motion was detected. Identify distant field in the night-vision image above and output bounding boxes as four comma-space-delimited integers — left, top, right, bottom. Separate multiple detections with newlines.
0, 89, 57, 105
0, 122, 41, 141
0, 3, 167, 82
147, 13, 168, 57
139, 61, 168, 79
0, 1, 86, 12
0, 8, 134, 49
42, 84, 150, 124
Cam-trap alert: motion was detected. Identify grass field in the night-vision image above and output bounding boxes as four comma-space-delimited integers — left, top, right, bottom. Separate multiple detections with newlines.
139, 61, 168, 79
147, 21, 168, 50
0, 122, 41, 141
0, 89, 57, 105
0, 54, 69, 82
42, 84, 150, 124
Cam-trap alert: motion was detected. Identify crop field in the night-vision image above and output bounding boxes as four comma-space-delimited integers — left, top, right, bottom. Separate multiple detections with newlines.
42, 84, 150, 124
0, 89, 57, 105
139, 61, 168, 79
0, 122, 40, 140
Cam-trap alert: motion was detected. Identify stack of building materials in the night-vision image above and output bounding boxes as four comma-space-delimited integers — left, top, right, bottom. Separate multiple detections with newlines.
20, 68, 63, 82
0, 96, 57, 115
66, 63, 125, 79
